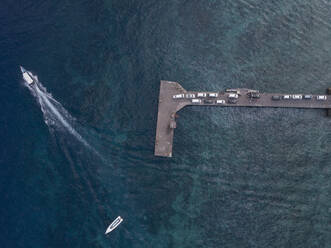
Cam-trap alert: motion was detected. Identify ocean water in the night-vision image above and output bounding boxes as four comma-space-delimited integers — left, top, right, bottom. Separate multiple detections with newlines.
1, 0, 331, 247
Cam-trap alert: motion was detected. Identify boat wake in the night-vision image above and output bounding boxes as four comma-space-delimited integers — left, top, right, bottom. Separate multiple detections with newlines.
23, 74, 101, 158
20, 68, 148, 245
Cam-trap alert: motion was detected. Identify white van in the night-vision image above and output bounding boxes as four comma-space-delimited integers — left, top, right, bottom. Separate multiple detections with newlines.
317, 95, 327, 100
191, 99, 202, 103
197, 92, 207, 97
172, 94, 184, 99
208, 93, 218, 97
228, 93, 238, 99
292, 94, 302, 100
216, 100, 225, 104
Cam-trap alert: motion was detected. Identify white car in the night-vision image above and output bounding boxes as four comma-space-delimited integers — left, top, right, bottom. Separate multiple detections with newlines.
317, 95, 327, 100
225, 89, 239, 94
172, 94, 184, 99
228, 93, 238, 99
186, 93, 196, 98
292, 94, 302, 100
197, 92, 207, 97
283, 95, 291, 100
208, 93, 218, 97
216, 100, 225, 104
191, 99, 202, 103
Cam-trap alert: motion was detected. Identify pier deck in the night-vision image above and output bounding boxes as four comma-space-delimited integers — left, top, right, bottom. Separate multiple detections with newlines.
154, 81, 331, 157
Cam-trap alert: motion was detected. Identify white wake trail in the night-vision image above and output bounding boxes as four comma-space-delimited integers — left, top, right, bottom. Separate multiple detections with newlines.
35, 85, 89, 145
24, 78, 101, 157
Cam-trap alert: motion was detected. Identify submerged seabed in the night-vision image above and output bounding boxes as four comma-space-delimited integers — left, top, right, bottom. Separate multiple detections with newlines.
1, 0, 331, 247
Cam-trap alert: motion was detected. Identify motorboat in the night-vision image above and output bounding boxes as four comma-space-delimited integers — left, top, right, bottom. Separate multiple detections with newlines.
20, 66, 37, 85
105, 216, 123, 235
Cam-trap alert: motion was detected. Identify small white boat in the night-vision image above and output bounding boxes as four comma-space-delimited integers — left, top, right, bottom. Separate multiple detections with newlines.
20, 66, 37, 85
105, 216, 123, 235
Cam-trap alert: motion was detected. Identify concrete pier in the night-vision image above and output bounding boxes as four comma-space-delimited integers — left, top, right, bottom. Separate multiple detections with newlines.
154, 81, 331, 157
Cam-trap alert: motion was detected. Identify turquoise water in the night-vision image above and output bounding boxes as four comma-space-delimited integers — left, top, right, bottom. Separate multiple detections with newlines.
1, 0, 331, 247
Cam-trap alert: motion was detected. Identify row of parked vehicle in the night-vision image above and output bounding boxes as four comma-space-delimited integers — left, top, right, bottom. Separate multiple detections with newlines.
173, 91, 328, 105
172, 92, 219, 99
272, 94, 327, 101
191, 99, 226, 104
172, 91, 240, 104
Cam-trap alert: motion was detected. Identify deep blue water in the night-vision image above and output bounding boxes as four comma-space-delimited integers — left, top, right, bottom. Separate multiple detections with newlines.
1, 0, 331, 247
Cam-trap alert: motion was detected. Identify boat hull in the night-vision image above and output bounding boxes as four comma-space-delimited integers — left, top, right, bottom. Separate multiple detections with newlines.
105, 216, 123, 234
20, 66, 36, 85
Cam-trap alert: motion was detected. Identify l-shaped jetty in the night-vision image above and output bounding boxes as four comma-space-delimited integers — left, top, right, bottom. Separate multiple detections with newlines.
155, 81, 331, 157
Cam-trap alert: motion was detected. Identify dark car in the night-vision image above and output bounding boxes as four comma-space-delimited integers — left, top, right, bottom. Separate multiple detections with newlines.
228, 98, 238, 104
204, 99, 214, 104
303, 95, 312, 100
248, 92, 260, 98
272, 95, 281, 100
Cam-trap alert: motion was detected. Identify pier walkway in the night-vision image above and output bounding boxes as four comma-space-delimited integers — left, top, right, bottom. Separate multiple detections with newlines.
155, 81, 331, 157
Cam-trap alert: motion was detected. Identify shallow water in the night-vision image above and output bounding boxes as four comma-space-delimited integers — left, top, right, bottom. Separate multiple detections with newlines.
0, 0, 331, 247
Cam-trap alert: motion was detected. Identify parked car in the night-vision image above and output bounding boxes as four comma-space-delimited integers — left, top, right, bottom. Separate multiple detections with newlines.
228, 98, 238, 104
197, 92, 207, 97
292, 94, 303, 100
191, 99, 202, 103
185, 93, 196, 98
172, 94, 184, 99
208, 93, 218, 97
216, 100, 225, 104
282, 95, 291, 100
317, 95, 327, 100
272, 95, 281, 100
248, 92, 260, 98
225, 89, 240, 94
228, 93, 239, 99
204, 99, 214, 104
303, 95, 312, 99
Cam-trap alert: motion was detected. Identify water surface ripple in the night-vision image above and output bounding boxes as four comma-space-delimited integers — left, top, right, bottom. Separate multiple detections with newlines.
0, 0, 331, 247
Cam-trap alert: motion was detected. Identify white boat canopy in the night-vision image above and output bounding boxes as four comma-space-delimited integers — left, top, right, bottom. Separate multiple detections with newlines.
23, 72, 34, 84
105, 216, 123, 235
